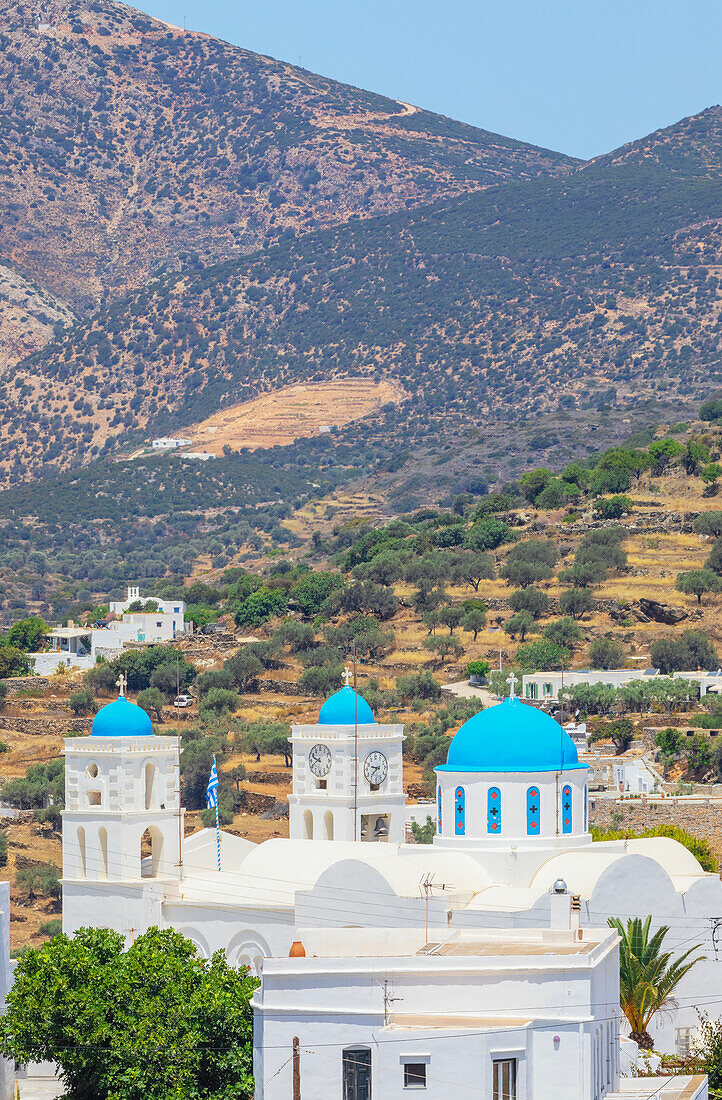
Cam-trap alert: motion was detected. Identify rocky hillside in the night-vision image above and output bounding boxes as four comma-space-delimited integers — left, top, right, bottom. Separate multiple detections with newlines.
0, 0, 573, 319
3, 106, 721, 482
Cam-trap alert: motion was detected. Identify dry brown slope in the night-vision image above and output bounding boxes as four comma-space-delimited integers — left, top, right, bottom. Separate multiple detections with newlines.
0, 0, 574, 313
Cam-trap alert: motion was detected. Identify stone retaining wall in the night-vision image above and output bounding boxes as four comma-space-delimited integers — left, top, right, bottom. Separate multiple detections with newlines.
4, 678, 53, 696
0, 715, 92, 735
589, 795, 722, 843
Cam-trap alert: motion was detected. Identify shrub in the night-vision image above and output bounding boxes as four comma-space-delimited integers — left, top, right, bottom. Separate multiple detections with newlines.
466, 659, 490, 680
410, 816, 436, 844
69, 688, 97, 716
700, 398, 722, 422
594, 495, 633, 519
395, 672, 442, 701
465, 518, 514, 552
694, 512, 722, 537
650, 630, 718, 674
588, 637, 625, 670
38, 919, 63, 938
198, 688, 239, 719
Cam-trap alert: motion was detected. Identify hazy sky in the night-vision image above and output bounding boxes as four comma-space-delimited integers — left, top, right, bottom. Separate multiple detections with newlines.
136, 0, 722, 161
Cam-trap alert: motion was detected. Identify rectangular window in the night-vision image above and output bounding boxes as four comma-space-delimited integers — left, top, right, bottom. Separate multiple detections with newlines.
403, 1063, 426, 1088
493, 1059, 517, 1100
543, 682, 553, 696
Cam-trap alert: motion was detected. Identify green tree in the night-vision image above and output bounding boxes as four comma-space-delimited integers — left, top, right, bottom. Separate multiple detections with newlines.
701, 463, 722, 494
233, 587, 288, 627
589, 717, 635, 755
676, 569, 722, 604
465, 518, 513, 552
410, 816, 436, 844
503, 611, 535, 641
223, 650, 263, 692
461, 607, 487, 640
700, 398, 722, 422
0, 647, 31, 678
137, 688, 166, 722
559, 588, 595, 619
439, 606, 464, 634
589, 637, 625, 670
594, 495, 633, 519
0, 926, 257, 1100
648, 438, 682, 476
236, 721, 292, 766
16, 864, 61, 905
423, 635, 465, 666
454, 552, 494, 591
292, 571, 344, 616
542, 617, 583, 650
199, 688, 239, 719
650, 630, 718, 674
608, 916, 703, 1049
395, 672, 442, 701
68, 688, 97, 717
508, 587, 549, 619
694, 512, 722, 538
514, 640, 568, 671
467, 660, 490, 680
7, 617, 48, 652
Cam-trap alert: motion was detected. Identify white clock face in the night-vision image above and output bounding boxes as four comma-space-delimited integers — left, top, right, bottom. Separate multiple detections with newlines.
364, 751, 388, 786
308, 744, 332, 777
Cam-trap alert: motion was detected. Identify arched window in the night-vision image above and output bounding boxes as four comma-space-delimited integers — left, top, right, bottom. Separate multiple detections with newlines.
140, 826, 164, 877
437, 785, 442, 833
526, 786, 541, 835
562, 785, 572, 834
98, 826, 109, 880
303, 809, 314, 840
487, 787, 501, 834
144, 762, 157, 811
323, 810, 334, 841
77, 826, 86, 879
454, 786, 465, 835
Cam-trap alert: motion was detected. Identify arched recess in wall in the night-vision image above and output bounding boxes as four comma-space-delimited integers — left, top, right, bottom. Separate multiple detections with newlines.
323, 810, 334, 841
303, 810, 314, 840
174, 927, 211, 960
144, 761, 157, 811
77, 826, 87, 879
140, 826, 164, 877
227, 930, 272, 977
98, 826, 109, 880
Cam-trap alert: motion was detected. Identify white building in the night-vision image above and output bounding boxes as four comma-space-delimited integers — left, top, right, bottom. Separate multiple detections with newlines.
254, 922, 627, 1100
30, 591, 189, 674
522, 669, 660, 702
59, 677, 722, 1061
151, 437, 193, 450
109, 586, 186, 618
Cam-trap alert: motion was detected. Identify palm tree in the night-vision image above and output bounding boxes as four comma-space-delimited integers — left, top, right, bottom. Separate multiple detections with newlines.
609, 916, 704, 1050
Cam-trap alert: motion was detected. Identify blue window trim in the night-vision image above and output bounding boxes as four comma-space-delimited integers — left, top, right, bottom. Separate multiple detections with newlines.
487, 786, 501, 834
526, 785, 540, 835
454, 786, 465, 836
562, 784, 572, 834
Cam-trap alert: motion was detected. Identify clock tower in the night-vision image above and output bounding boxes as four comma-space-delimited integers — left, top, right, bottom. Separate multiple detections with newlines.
288, 674, 406, 843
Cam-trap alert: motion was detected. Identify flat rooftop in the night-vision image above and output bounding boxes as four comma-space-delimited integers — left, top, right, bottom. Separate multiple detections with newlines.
606, 1078, 707, 1100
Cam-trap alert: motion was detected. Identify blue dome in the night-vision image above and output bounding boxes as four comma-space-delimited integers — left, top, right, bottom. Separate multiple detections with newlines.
318, 686, 375, 725
92, 696, 153, 738
436, 696, 586, 773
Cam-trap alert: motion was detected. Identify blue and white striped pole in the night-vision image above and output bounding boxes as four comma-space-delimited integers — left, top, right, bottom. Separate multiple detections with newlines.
206, 755, 221, 872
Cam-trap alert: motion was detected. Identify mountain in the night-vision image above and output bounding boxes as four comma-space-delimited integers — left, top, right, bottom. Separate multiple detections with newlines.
0, 0, 574, 322
3, 106, 721, 483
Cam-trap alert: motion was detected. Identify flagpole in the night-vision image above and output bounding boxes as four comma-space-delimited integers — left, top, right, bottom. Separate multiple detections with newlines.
212, 752, 221, 871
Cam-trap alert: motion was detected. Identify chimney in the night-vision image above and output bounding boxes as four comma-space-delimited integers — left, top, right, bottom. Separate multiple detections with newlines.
549, 879, 571, 930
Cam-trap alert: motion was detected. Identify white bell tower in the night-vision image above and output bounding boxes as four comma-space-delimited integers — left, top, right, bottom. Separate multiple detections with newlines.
288, 673, 406, 843
61, 681, 183, 936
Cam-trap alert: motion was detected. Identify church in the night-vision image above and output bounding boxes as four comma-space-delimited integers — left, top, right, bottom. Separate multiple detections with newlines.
61, 674, 722, 1064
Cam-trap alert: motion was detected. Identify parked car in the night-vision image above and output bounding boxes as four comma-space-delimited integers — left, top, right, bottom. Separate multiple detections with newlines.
173, 695, 194, 708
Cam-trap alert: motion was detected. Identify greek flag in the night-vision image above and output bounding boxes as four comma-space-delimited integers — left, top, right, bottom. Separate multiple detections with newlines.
206, 756, 219, 809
